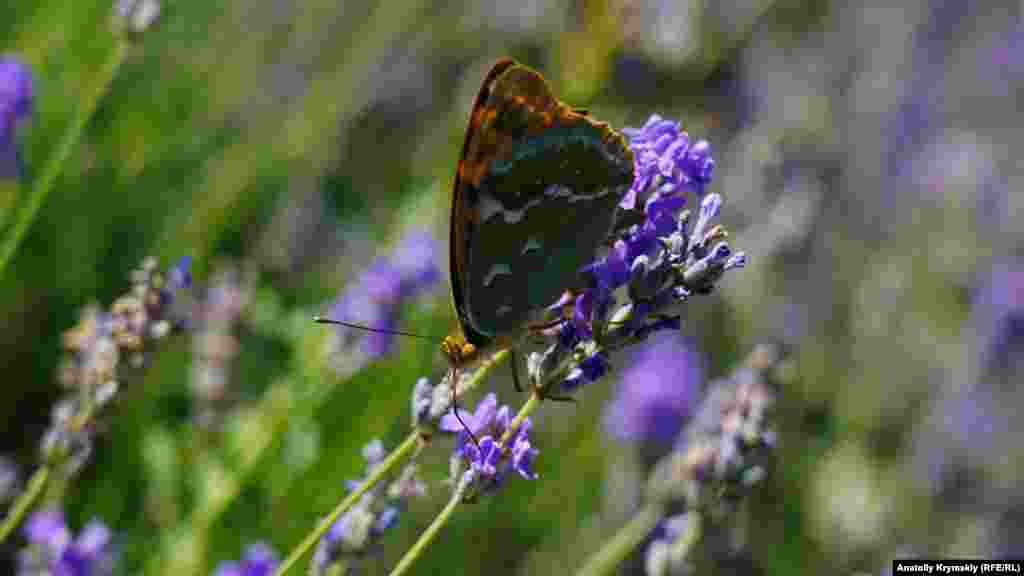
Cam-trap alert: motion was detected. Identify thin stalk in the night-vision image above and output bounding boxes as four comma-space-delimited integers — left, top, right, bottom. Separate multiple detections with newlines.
0, 465, 50, 542
387, 470, 473, 576
0, 39, 127, 278
273, 431, 420, 576
498, 391, 541, 446
575, 504, 664, 576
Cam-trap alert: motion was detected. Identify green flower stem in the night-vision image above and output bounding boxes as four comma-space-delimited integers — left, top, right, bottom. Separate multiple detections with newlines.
387, 469, 473, 576
317, 558, 349, 576
460, 347, 510, 400
0, 465, 50, 542
499, 391, 541, 447
575, 504, 664, 576
385, 358, 540, 576
272, 346, 512, 575
274, 431, 421, 576
0, 181, 19, 233
0, 386, 102, 543
0, 38, 128, 279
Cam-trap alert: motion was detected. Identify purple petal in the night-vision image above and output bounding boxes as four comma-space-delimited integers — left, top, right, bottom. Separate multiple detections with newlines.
214, 561, 243, 576
511, 436, 539, 480
241, 542, 278, 575
25, 509, 70, 552
0, 56, 34, 119
74, 520, 112, 557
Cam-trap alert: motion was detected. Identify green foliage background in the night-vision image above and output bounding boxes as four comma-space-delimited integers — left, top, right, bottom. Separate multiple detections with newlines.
3, 0, 1021, 574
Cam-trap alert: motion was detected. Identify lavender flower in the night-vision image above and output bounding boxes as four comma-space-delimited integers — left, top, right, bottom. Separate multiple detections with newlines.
16, 509, 116, 576
191, 266, 250, 428
213, 543, 278, 576
44, 256, 191, 476
913, 384, 1007, 505
620, 114, 714, 211
0, 55, 34, 180
526, 115, 743, 397
646, 344, 780, 513
389, 229, 442, 290
114, 0, 161, 35
440, 393, 539, 489
644, 513, 697, 576
630, 345, 781, 575
438, 392, 498, 450
911, 261, 1022, 505
328, 230, 439, 372
312, 440, 425, 575
604, 334, 703, 444
973, 260, 1024, 375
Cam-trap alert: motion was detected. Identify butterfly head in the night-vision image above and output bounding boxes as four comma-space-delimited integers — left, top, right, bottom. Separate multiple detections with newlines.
440, 332, 479, 370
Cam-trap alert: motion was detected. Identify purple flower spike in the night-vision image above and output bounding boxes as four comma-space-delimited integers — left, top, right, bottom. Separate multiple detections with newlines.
391, 230, 442, 290
973, 260, 1024, 375
604, 335, 703, 443
328, 229, 440, 365
621, 114, 706, 214
0, 56, 34, 179
313, 439, 424, 575
532, 114, 744, 397
444, 394, 540, 491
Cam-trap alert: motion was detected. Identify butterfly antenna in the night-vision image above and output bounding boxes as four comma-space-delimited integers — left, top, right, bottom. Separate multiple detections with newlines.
448, 369, 481, 450
313, 316, 439, 341
315, 316, 482, 448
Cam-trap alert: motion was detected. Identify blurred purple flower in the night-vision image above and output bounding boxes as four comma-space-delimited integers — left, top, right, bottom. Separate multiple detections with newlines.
213, 543, 278, 576
974, 260, 1024, 374
604, 335, 702, 443
644, 513, 695, 576
911, 262, 1023, 504
0, 55, 34, 179
46, 257, 192, 478
914, 383, 1009, 508
329, 230, 440, 363
17, 509, 116, 576
389, 229, 441, 289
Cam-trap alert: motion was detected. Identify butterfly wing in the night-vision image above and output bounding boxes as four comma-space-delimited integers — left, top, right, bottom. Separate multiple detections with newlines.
451, 60, 634, 346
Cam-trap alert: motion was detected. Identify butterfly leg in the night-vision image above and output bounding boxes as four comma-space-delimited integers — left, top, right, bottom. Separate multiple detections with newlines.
539, 389, 577, 403
509, 348, 524, 392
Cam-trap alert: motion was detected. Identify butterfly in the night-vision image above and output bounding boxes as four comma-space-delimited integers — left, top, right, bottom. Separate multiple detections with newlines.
440, 58, 635, 395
